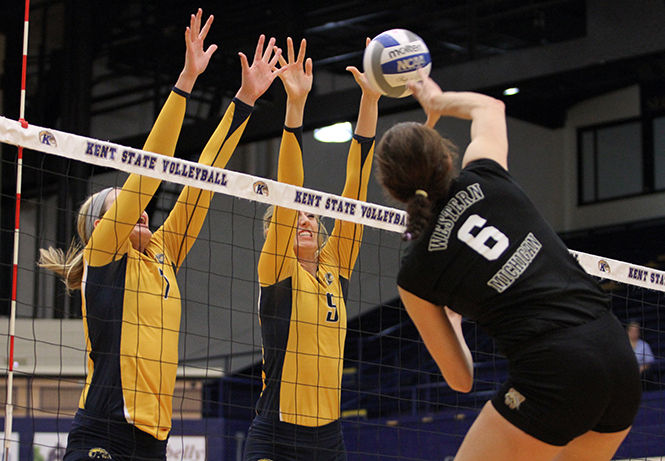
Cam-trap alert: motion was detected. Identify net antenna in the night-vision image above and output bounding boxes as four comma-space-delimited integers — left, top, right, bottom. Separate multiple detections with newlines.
3, 0, 31, 460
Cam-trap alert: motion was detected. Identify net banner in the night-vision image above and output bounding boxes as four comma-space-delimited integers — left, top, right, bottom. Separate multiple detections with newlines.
570, 250, 665, 293
3, 116, 665, 292
0, 116, 406, 233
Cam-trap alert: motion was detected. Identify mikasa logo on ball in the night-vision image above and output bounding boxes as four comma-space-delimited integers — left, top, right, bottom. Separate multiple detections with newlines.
388, 43, 423, 59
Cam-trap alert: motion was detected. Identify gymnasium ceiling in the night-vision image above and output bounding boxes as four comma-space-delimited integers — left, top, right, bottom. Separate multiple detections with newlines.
2, 0, 665, 156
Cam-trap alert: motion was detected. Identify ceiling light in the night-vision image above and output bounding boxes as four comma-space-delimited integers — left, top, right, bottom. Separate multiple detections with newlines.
314, 122, 353, 143
503, 87, 520, 96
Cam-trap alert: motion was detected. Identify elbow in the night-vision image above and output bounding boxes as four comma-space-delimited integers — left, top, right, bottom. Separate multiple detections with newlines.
448, 374, 473, 393
443, 368, 474, 393
452, 379, 473, 394
488, 96, 505, 114
469, 96, 505, 123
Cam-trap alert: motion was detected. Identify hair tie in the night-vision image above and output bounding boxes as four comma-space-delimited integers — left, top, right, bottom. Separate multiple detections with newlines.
415, 189, 428, 198
402, 232, 413, 241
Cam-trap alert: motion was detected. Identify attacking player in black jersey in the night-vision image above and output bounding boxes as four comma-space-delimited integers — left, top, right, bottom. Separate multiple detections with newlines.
374, 69, 641, 461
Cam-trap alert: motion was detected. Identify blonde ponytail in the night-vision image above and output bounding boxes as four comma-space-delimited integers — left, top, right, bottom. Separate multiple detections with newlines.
38, 243, 84, 291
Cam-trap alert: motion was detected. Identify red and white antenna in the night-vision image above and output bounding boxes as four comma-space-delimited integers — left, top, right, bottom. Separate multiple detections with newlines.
4, 0, 31, 459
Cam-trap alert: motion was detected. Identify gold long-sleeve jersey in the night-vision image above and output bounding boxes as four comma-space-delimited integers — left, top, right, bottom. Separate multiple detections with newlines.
80, 93, 253, 440
256, 126, 374, 427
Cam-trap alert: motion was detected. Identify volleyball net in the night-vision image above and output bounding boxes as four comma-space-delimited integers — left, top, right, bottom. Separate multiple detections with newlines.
0, 116, 664, 460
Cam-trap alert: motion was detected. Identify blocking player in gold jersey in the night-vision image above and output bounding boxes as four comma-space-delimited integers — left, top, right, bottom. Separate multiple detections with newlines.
39, 10, 285, 461
243, 37, 381, 461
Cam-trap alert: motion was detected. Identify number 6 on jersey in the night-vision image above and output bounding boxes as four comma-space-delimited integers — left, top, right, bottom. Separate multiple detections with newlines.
457, 214, 509, 261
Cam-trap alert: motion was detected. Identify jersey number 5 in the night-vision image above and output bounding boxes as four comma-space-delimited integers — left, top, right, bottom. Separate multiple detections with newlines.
326, 293, 339, 322
457, 214, 509, 261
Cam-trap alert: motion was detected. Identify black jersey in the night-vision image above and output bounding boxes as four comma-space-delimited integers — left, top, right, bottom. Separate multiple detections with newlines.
398, 159, 609, 355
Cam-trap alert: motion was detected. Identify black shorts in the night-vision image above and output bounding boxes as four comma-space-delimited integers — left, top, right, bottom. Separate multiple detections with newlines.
64, 409, 168, 461
243, 415, 346, 461
491, 310, 642, 446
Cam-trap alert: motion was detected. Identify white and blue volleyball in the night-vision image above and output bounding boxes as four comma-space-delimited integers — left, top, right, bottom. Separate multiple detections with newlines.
363, 29, 432, 98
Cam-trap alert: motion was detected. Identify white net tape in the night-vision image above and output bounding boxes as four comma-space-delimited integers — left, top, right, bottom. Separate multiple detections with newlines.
0, 116, 406, 232
2, 115, 665, 293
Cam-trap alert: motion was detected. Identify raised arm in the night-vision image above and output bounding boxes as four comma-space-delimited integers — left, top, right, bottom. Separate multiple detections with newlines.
347, 39, 381, 139
399, 287, 474, 392
323, 42, 381, 279
258, 38, 311, 286
160, 34, 284, 270
407, 69, 508, 170
85, 9, 213, 266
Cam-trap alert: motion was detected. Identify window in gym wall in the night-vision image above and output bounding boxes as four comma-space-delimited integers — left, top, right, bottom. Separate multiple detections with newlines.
654, 116, 665, 189
578, 119, 643, 204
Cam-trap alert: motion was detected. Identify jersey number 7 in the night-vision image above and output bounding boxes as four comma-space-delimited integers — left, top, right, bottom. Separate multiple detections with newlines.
158, 267, 171, 299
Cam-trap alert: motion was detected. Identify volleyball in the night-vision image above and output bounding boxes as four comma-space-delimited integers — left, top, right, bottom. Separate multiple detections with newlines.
363, 29, 432, 98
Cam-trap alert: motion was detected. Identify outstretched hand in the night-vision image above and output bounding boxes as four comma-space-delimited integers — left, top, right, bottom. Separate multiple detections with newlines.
176, 9, 218, 94
407, 68, 443, 128
235, 35, 285, 106
277, 37, 313, 103
346, 38, 382, 102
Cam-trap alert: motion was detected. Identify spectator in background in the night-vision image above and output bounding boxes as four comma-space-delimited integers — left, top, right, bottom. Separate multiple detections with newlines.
627, 320, 655, 373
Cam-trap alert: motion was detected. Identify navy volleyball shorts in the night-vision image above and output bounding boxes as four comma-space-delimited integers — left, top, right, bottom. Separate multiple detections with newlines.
243, 415, 346, 461
491, 310, 642, 446
63, 409, 167, 461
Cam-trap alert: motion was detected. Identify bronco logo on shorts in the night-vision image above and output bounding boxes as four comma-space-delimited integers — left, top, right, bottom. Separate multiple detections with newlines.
504, 387, 526, 410
88, 447, 112, 459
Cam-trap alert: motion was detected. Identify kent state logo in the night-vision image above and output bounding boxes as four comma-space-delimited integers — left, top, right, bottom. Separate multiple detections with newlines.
88, 447, 112, 459
39, 130, 57, 147
253, 180, 269, 196
598, 259, 611, 273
